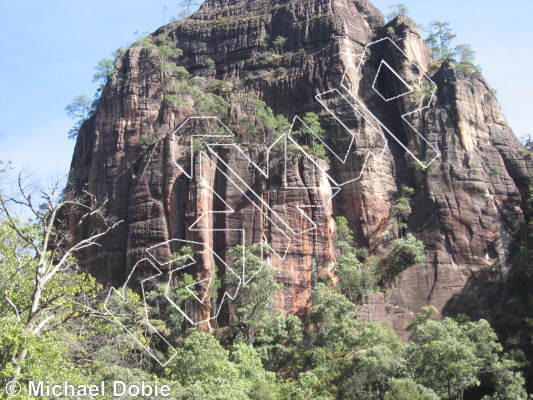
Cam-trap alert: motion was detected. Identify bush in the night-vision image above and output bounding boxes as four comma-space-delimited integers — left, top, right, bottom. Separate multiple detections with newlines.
163, 93, 181, 105
387, 233, 425, 279
272, 36, 287, 53
259, 33, 270, 48
412, 81, 434, 104
386, 26, 398, 41
274, 67, 286, 78
204, 57, 216, 69
157, 39, 183, 60
258, 53, 275, 65
290, 112, 328, 161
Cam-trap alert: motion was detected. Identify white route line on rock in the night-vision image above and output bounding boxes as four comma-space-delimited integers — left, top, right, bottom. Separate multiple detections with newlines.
340, 36, 441, 168
106, 35, 442, 365
103, 258, 178, 367
314, 88, 388, 186
372, 59, 415, 102
171, 116, 235, 179
158, 238, 243, 326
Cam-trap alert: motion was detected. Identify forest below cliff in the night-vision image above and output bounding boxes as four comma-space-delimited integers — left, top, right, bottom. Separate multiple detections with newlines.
1, 1, 533, 399
0, 182, 531, 399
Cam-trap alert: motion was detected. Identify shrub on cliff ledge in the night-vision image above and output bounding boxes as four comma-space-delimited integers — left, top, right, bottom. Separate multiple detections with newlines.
290, 112, 328, 161
387, 233, 425, 279
272, 35, 287, 53
390, 185, 415, 237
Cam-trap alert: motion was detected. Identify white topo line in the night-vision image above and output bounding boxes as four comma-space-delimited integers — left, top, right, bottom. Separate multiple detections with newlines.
104, 35, 442, 365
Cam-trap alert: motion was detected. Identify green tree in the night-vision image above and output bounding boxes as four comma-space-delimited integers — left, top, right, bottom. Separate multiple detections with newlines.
65, 57, 118, 139
455, 43, 475, 65
307, 283, 408, 400
169, 331, 280, 400
383, 378, 439, 400
339, 346, 406, 399
93, 58, 116, 84
227, 244, 282, 344
234, 93, 290, 143
300, 112, 325, 139
337, 253, 379, 303
282, 370, 335, 400
334, 321, 405, 400
334, 216, 378, 303
454, 43, 479, 76
259, 33, 270, 48
310, 283, 357, 340
169, 331, 249, 399
482, 352, 528, 400
387, 3, 408, 21
65, 94, 91, 120
425, 21, 457, 62
408, 316, 527, 400
254, 314, 304, 375
66, 55, 120, 139
65, 94, 92, 139
74, 294, 172, 399
145, 250, 195, 341
424, 22, 482, 78
0, 315, 86, 399
230, 342, 281, 400
0, 179, 121, 382
386, 26, 398, 41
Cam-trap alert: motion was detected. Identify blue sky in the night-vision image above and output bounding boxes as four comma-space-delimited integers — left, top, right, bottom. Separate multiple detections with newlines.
0, 0, 531, 180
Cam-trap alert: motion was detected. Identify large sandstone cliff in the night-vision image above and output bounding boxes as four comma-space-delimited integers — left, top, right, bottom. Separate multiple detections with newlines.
67, 0, 532, 334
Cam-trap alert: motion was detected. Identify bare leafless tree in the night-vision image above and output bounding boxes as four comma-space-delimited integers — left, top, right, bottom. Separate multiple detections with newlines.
0, 173, 122, 380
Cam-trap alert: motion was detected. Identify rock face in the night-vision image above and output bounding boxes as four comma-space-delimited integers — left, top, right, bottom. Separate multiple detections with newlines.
67, 0, 532, 334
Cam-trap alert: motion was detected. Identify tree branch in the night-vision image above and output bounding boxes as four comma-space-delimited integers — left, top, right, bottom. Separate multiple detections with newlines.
32, 316, 53, 334
3, 294, 20, 319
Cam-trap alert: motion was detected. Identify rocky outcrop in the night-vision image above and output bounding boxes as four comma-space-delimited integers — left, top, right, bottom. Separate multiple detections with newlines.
67, 0, 532, 334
